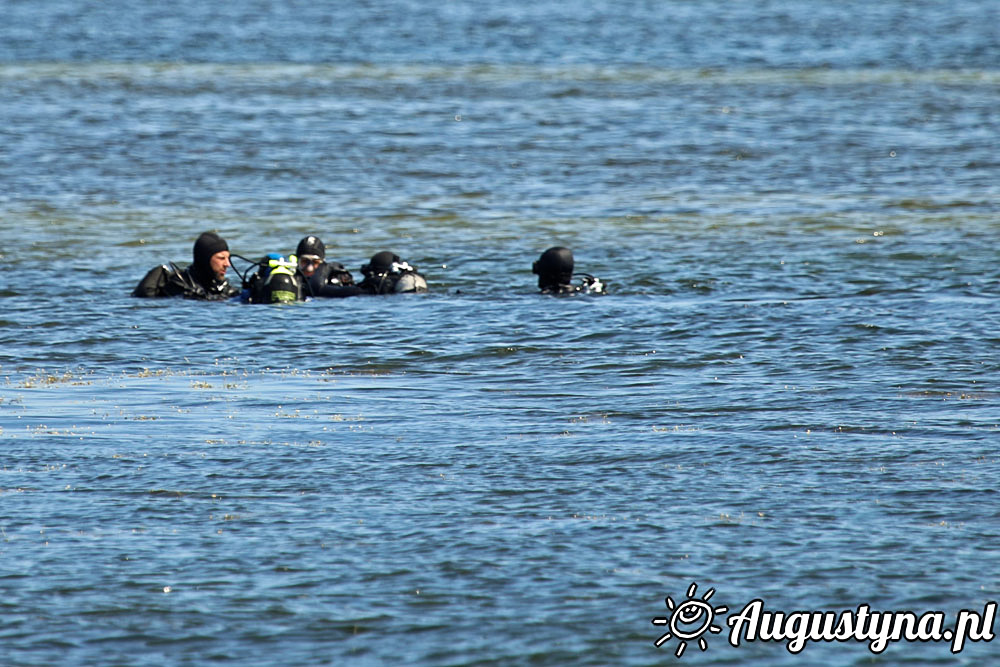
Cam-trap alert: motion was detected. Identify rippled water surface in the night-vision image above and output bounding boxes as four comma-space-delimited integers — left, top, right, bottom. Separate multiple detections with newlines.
2, 1, 1000, 665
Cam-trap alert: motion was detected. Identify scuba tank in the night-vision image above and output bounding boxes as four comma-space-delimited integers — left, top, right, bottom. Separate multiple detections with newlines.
243, 253, 305, 304
263, 254, 302, 303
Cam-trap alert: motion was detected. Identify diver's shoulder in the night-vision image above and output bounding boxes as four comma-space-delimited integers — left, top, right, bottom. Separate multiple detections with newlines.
539, 275, 606, 296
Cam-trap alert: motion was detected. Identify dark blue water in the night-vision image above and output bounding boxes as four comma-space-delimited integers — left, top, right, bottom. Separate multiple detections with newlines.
2, 1, 999, 664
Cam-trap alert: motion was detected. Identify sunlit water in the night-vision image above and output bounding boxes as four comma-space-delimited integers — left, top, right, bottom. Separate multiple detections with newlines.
2, 1, 999, 664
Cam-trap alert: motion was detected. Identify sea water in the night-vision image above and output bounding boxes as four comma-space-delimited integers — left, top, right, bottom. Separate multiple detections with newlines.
1, 1, 999, 664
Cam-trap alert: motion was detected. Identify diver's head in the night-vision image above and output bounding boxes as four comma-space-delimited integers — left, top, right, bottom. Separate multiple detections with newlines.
296, 235, 325, 277
532, 246, 574, 289
193, 231, 230, 282
362, 251, 401, 278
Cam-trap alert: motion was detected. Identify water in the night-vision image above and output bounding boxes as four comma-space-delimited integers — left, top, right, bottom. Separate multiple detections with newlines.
2, 1, 999, 664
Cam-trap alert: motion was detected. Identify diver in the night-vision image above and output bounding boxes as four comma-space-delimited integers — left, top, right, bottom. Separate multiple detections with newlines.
295, 235, 361, 299
132, 231, 240, 300
357, 251, 428, 294
532, 247, 606, 295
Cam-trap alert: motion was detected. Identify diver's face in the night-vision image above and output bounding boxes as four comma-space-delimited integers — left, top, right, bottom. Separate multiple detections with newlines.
299, 256, 322, 277
209, 251, 231, 281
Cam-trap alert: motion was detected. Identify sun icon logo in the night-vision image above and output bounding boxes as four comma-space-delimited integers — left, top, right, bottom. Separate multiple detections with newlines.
652, 582, 728, 658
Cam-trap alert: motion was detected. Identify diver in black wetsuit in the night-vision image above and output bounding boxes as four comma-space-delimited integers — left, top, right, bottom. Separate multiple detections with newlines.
357, 251, 428, 294
294, 235, 361, 299
532, 247, 606, 295
132, 231, 240, 301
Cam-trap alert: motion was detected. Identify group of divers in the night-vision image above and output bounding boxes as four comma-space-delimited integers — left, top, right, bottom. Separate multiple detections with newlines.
133, 231, 606, 303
